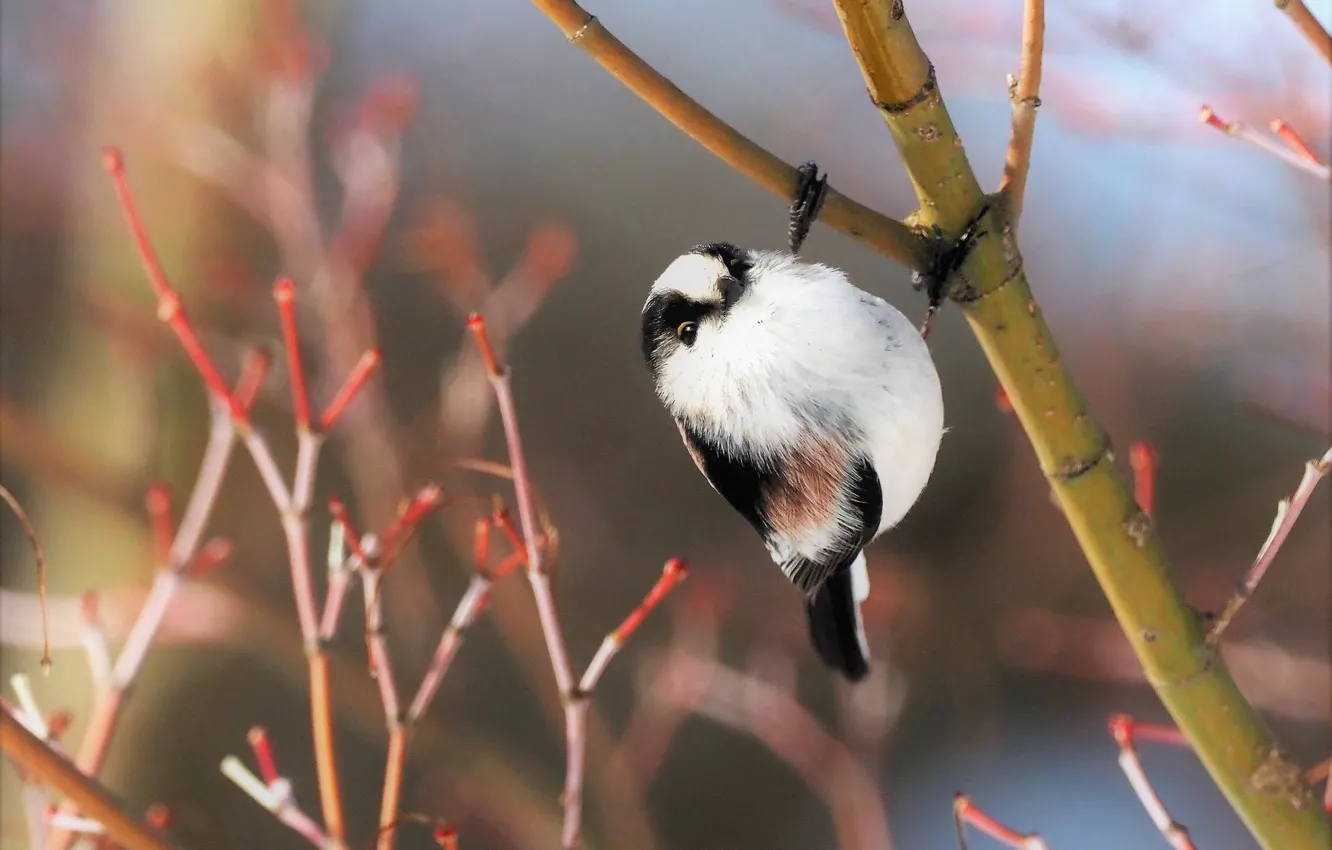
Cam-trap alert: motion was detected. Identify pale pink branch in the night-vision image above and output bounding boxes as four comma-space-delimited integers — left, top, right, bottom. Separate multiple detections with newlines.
466, 313, 579, 846
112, 406, 236, 686
1208, 445, 1332, 645
221, 755, 330, 848
1108, 715, 1195, 850
469, 313, 692, 849
318, 521, 354, 642
1199, 106, 1331, 181
407, 575, 490, 724
47, 401, 238, 850
77, 593, 110, 687
361, 568, 399, 722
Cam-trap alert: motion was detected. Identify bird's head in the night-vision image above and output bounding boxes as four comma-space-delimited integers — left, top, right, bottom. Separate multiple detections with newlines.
640, 242, 756, 376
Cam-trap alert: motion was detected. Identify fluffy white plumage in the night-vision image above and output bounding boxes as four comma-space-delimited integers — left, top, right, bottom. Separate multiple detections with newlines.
648, 249, 944, 543
642, 245, 944, 680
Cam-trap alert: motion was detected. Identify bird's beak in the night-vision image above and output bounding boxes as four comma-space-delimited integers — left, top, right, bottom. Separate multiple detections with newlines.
719, 275, 744, 311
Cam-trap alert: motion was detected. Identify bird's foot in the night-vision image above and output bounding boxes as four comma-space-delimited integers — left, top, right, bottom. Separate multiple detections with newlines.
911, 203, 991, 339
788, 160, 828, 255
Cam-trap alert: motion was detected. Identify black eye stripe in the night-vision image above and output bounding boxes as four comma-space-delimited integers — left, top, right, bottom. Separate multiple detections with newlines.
641, 292, 719, 371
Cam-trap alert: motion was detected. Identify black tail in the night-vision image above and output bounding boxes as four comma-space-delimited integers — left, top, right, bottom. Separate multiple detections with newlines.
805, 569, 870, 682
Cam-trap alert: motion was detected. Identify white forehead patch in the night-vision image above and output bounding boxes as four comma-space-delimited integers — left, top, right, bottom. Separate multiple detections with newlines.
648, 252, 728, 304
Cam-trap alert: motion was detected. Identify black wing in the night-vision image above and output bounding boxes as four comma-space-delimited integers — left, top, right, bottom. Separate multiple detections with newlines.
676, 420, 882, 594
675, 419, 773, 538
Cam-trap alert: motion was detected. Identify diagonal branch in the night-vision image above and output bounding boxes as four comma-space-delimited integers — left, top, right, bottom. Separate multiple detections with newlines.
1207, 446, 1332, 645
2, 706, 176, 850
527, 0, 921, 268
1275, 0, 1332, 66
825, 1, 1329, 847
998, 0, 1045, 227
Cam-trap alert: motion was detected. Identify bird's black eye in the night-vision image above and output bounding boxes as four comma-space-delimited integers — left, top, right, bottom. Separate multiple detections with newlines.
676, 321, 698, 346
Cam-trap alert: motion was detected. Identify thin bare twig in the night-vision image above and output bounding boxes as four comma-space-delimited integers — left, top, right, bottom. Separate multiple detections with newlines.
954, 794, 1050, 850
999, 0, 1045, 226
525, 0, 921, 268
1199, 106, 1331, 181
1207, 445, 1332, 645
221, 749, 329, 848
1108, 715, 1195, 850
1275, 0, 1332, 66
46, 403, 237, 850
468, 312, 687, 848
0, 484, 50, 671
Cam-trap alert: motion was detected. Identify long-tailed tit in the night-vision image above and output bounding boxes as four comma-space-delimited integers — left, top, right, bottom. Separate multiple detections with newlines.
641, 163, 949, 682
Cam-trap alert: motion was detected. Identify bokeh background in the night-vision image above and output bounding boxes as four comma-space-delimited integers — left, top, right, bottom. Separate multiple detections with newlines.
2, 1, 1329, 848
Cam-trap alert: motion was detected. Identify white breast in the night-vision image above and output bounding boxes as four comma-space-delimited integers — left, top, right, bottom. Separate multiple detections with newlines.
654, 251, 944, 537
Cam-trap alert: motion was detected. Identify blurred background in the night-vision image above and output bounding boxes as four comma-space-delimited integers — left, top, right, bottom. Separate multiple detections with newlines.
1, 1, 1328, 848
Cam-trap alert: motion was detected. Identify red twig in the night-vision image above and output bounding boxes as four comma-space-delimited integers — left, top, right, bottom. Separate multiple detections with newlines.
221, 750, 329, 848
1197, 106, 1331, 180
1269, 120, 1323, 166
466, 313, 502, 379
101, 148, 248, 424
1207, 445, 1332, 645
274, 277, 312, 430
954, 794, 1050, 850
1108, 714, 1195, 850
1129, 441, 1156, 518
318, 349, 381, 431
247, 726, 281, 785
378, 484, 444, 566
610, 559, 689, 645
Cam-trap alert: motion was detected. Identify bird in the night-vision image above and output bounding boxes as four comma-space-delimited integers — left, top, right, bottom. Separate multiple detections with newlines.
639, 164, 948, 681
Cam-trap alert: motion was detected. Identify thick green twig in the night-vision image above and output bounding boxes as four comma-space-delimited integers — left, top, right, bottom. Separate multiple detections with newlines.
527, 0, 923, 268
826, 2, 1329, 848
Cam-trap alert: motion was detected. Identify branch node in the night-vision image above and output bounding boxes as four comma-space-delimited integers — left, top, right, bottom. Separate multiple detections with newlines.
871, 63, 937, 114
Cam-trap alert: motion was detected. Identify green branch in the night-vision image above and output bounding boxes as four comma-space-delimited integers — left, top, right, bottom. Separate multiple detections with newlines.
525, 1, 1331, 847
826, 3, 1327, 848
